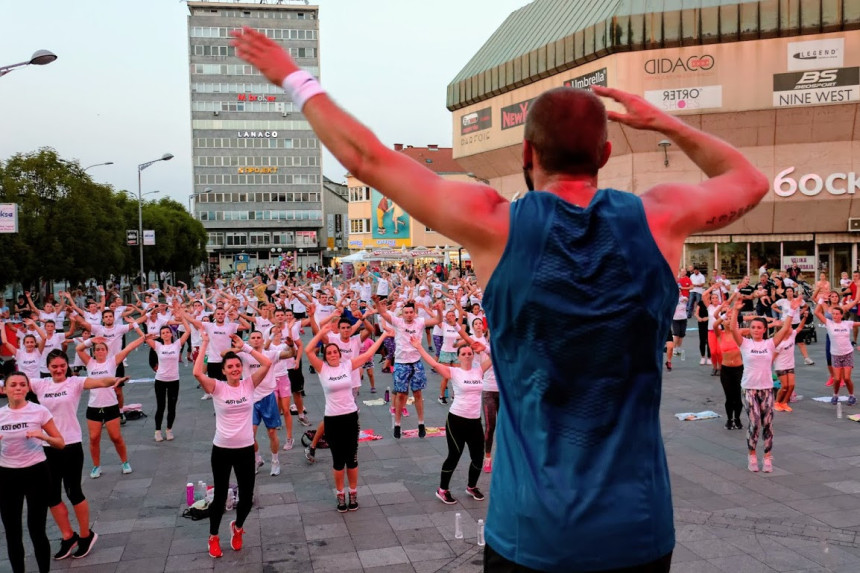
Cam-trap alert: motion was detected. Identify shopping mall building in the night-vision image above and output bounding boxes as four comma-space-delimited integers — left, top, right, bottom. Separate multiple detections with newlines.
446, 0, 860, 284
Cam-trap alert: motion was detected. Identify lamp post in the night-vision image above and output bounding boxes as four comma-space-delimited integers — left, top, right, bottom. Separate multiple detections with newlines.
137, 153, 173, 288
189, 187, 212, 215
0, 50, 57, 78
83, 161, 114, 172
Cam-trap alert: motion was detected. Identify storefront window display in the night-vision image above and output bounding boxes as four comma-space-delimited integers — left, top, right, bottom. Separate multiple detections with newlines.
750, 242, 780, 276
686, 244, 713, 274
717, 242, 747, 280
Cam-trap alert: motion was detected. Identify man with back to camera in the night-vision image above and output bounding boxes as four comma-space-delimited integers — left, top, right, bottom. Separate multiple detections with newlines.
232, 27, 768, 573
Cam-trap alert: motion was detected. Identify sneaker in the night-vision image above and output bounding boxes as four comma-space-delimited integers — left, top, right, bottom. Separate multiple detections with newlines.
89, 466, 101, 479
201, 393, 212, 400
393, 425, 401, 439
166, 429, 174, 441
348, 491, 358, 511
466, 486, 485, 501
826, 377, 834, 387
748, 454, 759, 472
849, 396, 857, 406
665, 361, 672, 371
483, 457, 492, 473
699, 357, 706, 365
255, 457, 264, 474
831, 395, 839, 405
370, 387, 376, 393
437, 395, 448, 405
298, 415, 311, 427
435, 488, 457, 505
402, 407, 409, 417
706, 358, 712, 365
733, 419, 743, 430
121, 462, 133, 474
270, 459, 281, 476
389, 406, 396, 415
154, 430, 164, 442
308, 365, 316, 374
782, 403, 793, 412
417, 424, 426, 438
290, 404, 298, 414
305, 446, 316, 464
208, 535, 222, 559
54, 533, 79, 560
283, 438, 294, 451
804, 357, 814, 365
230, 520, 244, 551
773, 403, 784, 412
120, 413, 127, 425
762, 456, 773, 473
336, 492, 347, 513
72, 531, 98, 559
725, 420, 734, 430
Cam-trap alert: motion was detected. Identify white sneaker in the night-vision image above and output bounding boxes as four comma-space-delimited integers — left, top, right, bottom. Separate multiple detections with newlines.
201, 393, 212, 400
165, 429, 174, 441
298, 415, 311, 427
762, 456, 773, 473
748, 454, 759, 472
154, 430, 163, 443
283, 438, 294, 451
699, 357, 706, 365
270, 460, 281, 476
706, 358, 712, 365
804, 357, 815, 365
255, 457, 264, 474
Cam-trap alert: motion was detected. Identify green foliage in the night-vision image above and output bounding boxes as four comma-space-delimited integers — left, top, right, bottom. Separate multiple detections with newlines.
0, 148, 207, 290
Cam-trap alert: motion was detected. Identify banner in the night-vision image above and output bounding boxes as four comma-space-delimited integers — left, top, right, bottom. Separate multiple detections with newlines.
371, 189, 410, 241
0, 204, 18, 233
143, 230, 156, 246
781, 255, 815, 273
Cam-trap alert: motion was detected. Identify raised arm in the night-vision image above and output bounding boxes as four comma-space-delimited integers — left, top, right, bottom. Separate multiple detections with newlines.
772, 312, 795, 347
193, 333, 217, 394
725, 301, 743, 347
409, 336, 452, 378
114, 328, 146, 364
349, 329, 390, 371
303, 322, 332, 372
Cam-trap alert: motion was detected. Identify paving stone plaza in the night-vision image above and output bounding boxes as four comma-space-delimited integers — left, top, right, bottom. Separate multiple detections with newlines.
4, 324, 860, 572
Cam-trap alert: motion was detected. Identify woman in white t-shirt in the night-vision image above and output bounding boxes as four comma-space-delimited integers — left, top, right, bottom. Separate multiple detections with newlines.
304, 322, 391, 513
76, 329, 146, 479
410, 338, 493, 505
30, 350, 127, 560
436, 307, 463, 405
727, 301, 793, 473
0, 371, 64, 573
815, 297, 860, 406
193, 331, 272, 559
457, 318, 498, 473
1, 325, 42, 389
773, 311, 809, 413
144, 322, 192, 443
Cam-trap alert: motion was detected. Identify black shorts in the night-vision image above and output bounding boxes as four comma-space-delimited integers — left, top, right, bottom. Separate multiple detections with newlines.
288, 367, 305, 394
671, 319, 687, 338
207, 361, 224, 381
115, 362, 125, 379
86, 404, 121, 423
794, 326, 811, 345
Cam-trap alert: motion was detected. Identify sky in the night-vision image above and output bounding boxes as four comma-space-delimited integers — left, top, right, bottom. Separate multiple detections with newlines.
0, 0, 530, 208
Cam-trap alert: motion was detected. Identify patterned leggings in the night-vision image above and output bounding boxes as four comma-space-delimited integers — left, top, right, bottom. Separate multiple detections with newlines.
745, 389, 774, 454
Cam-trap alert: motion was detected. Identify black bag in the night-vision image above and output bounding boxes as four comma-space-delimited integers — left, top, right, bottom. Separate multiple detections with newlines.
300, 429, 328, 449
123, 409, 147, 421
182, 505, 210, 521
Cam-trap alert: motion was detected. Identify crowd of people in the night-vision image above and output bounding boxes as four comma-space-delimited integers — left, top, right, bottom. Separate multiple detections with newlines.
0, 265, 501, 567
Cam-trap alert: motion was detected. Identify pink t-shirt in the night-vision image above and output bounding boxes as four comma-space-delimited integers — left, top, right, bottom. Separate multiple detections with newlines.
30, 376, 86, 444
212, 377, 255, 449
0, 402, 53, 468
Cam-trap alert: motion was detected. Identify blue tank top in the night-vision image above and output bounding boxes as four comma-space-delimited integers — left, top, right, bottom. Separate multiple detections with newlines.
483, 189, 677, 571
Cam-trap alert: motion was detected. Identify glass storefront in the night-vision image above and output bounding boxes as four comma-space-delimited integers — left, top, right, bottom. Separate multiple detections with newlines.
718, 242, 747, 280
750, 242, 780, 276
686, 244, 713, 274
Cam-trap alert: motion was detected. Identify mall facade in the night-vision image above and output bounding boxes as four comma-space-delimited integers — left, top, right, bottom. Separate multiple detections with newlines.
446, 0, 860, 284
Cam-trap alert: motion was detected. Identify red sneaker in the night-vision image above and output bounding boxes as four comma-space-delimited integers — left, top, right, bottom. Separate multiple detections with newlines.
208, 535, 222, 558
826, 377, 834, 387
230, 520, 243, 551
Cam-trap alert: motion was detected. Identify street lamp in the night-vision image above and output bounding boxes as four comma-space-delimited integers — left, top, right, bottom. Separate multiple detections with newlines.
83, 161, 114, 172
0, 49, 58, 78
137, 153, 173, 288
188, 187, 212, 214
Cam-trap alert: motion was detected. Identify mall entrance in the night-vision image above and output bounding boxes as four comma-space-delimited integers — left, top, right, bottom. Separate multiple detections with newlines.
817, 243, 852, 287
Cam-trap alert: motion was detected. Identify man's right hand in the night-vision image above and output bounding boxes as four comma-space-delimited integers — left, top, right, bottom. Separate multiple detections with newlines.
231, 27, 298, 86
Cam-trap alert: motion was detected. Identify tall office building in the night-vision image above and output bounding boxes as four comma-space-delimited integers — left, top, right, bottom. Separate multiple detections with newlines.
187, 0, 323, 273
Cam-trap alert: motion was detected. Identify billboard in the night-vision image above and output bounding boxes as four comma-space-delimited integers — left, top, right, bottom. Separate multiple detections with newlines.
371, 189, 410, 242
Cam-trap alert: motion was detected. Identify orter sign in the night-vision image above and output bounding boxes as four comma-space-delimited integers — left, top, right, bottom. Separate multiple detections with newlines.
772, 67, 860, 107
773, 167, 860, 197
644, 85, 722, 112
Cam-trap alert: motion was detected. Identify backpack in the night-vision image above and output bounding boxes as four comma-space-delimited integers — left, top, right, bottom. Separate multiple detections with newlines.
121, 404, 147, 421
300, 429, 328, 449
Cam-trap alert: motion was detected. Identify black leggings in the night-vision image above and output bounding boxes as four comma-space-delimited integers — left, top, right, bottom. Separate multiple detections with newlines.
154, 380, 179, 430
441, 413, 484, 490
209, 445, 255, 536
324, 412, 359, 471
45, 442, 86, 507
482, 391, 499, 455
0, 462, 52, 573
697, 322, 710, 358
484, 543, 672, 572
719, 365, 744, 421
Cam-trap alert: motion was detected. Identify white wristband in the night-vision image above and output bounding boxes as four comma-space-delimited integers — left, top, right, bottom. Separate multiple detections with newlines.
242, 344, 253, 354
282, 70, 325, 111
85, 340, 94, 348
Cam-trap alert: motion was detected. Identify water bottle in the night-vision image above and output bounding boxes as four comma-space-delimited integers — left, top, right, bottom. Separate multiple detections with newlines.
226, 487, 235, 510
477, 519, 485, 546
837, 401, 843, 419
680, 349, 686, 362
454, 512, 463, 539
186, 483, 195, 506
197, 480, 207, 501
384, 386, 390, 403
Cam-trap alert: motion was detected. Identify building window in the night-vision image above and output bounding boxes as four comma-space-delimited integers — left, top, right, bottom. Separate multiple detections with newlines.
686, 245, 713, 274
225, 232, 247, 246
272, 232, 295, 246
750, 242, 781, 276
296, 231, 317, 246
349, 218, 370, 234
249, 232, 271, 246
207, 232, 224, 247
717, 242, 747, 281
348, 186, 370, 202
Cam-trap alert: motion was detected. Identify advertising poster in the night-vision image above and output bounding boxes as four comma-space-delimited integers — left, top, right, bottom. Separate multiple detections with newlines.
371, 188, 410, 241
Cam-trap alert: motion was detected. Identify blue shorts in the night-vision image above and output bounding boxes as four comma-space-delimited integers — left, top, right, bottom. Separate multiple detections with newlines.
393, 361, 427, 394
439, 351, 458, 364
253, 393, 281, 429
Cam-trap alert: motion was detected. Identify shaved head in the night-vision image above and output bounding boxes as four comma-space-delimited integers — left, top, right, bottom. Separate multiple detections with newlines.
524, 88, 608, 178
